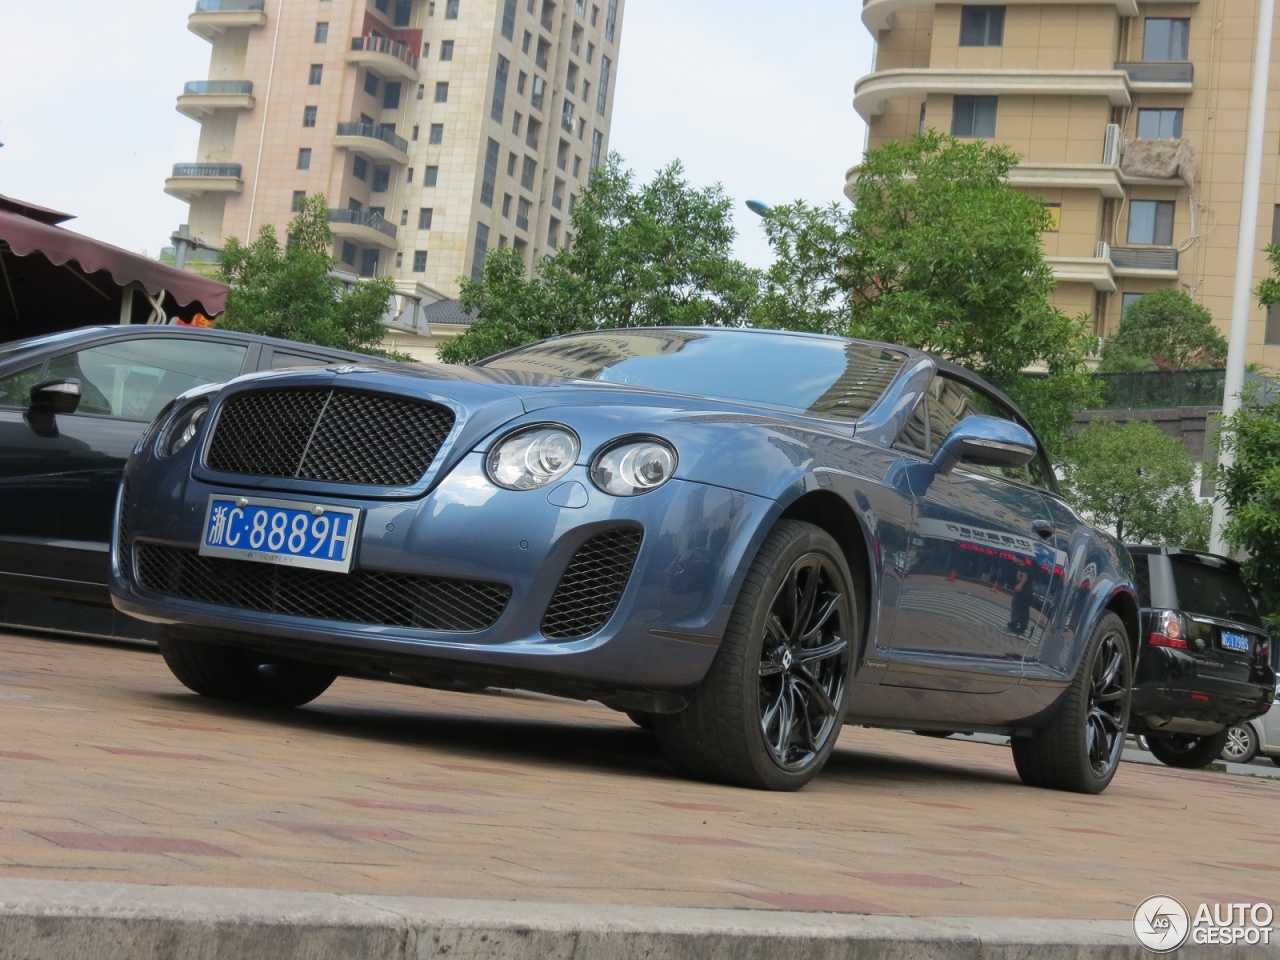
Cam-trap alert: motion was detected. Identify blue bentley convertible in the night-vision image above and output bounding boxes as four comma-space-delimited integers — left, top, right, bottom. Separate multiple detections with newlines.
110, 328, 1138, 793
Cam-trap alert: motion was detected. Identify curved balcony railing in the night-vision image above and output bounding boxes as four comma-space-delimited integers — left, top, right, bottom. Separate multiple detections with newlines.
171, 163, 242, 178
349, 35, 419, 71
334, 122, 409, 155
194, 0, 265, 11
183, 80, 254, 96
327, 208, 398, 241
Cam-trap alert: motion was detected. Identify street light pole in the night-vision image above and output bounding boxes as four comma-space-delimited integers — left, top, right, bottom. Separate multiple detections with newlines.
1210, 0, 1274, 556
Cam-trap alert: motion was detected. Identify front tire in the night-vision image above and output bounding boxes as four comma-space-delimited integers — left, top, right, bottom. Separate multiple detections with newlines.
1146, 729, 1231, 769
652, 520, 859, 791
1012, 612, 1131, 794
1220, 723, 1259, 764
158, 633, 337, 708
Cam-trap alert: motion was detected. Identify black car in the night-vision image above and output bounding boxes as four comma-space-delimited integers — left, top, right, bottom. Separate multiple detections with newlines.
1127, 545, 1276, 768
0, 324, 385, 640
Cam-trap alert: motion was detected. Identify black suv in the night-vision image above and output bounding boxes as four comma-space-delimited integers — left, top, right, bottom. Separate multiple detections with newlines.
1127, 545, 1276, 768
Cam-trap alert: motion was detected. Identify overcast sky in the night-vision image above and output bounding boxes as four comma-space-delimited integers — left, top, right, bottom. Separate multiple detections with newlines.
0, 0, 873, 272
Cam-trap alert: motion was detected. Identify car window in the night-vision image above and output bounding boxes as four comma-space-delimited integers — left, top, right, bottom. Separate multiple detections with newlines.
0, 365, 46, 410
266, 350, 336, 370
30, 338, 248, 420
1169, 556, 1262, 627
1131, 553, 1152, 606
893, 395, 930, 456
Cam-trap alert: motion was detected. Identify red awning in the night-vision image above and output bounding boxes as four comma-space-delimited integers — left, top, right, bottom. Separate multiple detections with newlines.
0, 208, 227, 315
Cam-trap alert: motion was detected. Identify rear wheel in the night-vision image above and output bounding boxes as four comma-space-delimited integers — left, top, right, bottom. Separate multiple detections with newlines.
1146, 729, 1231, 769
652, 520, 858, 791
1220, 723, 1259, 764
158, 633, 337, 708
1012, 612, 1131, 794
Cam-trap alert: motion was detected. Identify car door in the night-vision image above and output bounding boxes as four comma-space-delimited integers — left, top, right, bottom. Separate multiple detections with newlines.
886, 373, 1062, 694
0, 334, 250, 596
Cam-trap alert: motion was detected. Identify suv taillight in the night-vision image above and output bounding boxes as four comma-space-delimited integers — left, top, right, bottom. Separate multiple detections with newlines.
1148, 610, 1188, 649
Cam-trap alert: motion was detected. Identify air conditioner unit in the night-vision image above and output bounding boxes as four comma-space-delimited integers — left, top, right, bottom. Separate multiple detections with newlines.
1095, 240, 1111, 260
1102, 123, 1123, 166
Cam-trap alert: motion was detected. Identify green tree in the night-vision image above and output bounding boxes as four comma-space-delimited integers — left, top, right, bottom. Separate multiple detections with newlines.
216, 194, 396, 355
1059, 419, 1210, 549
440, 155, 761, 363
756, 130, 1099, 452
1098, 287, 1227, 371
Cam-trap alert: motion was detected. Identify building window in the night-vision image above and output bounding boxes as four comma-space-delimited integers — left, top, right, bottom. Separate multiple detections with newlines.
604, 0, 617, 41
400, 209, 408, 226
429, 123, 444, 144
531, 75, 546, 110
516, 197, 531, 230
492, 54, 510, 122
590, 129, 603, 172
540, 0, 556, 31
526, 116, 542, 149
375, 0, 389, 11
502, 193, 513, 217
435, 82, 449, 103
297, 148, 312, 170
353, 156, 368, 180
417, 81, 425, 99
292, 190, 307, 212
421, 45, 429, 61
419, 207, 434, 229
959, 6, 1004, 46
512, 111, 523, 135
441, 40, 454, 60
303, 105, 317, 127
507, 151, 518, 175
514, 236, 528, 255
372, 165, 390, 192
472, 223, 490, 280
407, 167, 414, 183
341, 241, 357, 266
596, 55, 611, 114
445, 0, 459, 18
1128, 199, 1175, 245
413, 250, 428, 273
308, 64, 323, 85
481, 138, 500, 207
517, 70, 528, 94
425, 165, 439, 186
394, 0, 412, 26
572, 155, 582, 177
523, 30, 532, 54
536, 37, 551, 70
383, 81, 402, 109
591, 4, 598, 26
1121, 292, 1145, 318
951, 95, 997, 138
412, 124, 419, 140
501, 0, 517, 39
547, 216, 560, 248
561, 99, 575, 133
364, 72, 379, 96
521, 155, 537, 190
1043, 203, 1061, 231
918, 101, 927, 133
1137, 108, 1183, 139
1143, 18, 1190, 60
587, 41, 594, 64
314, 21, 328, 42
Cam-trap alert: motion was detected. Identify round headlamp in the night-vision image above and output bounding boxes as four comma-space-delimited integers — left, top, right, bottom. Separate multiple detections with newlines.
590, 438, 678, 496
158, 401, 209, 458
486, 425, 580, 490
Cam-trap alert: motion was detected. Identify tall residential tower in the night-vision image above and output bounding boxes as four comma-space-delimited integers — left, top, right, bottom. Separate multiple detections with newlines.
855, 2, 1280, 367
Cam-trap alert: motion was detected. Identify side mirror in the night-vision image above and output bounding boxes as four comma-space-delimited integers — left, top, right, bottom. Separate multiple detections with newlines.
932, 415, 1037, 476
30, 378, 82, 415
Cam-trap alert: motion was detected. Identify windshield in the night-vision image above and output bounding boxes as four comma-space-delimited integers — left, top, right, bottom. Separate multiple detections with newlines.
480, 330, 906, 420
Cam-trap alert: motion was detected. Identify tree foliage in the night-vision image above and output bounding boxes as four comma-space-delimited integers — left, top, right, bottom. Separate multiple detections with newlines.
1059, 419, 1210, 549
440, 155, 761, 363
216, 194, 396, 355
756, 130, 1099, 451
1098, 287, 1227, 371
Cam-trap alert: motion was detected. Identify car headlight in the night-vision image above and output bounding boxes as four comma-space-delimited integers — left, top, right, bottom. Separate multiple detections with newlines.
486, 425, 580, 490
158, 401, 209, 458
591, 438, 678, 496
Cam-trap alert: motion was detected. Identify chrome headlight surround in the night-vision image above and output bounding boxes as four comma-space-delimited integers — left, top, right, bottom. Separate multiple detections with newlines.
590, 437, 678, 497
156, 400, 210, 459
486, 424, 581, 491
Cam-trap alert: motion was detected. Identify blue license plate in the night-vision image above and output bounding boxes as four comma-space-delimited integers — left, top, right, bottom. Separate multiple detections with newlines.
198, 496, 361, 573
1221, 630, 1251, 654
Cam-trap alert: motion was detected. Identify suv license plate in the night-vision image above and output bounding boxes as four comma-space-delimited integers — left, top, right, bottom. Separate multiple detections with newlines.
199, 496, 361, 573
1221, 630, 1251, 654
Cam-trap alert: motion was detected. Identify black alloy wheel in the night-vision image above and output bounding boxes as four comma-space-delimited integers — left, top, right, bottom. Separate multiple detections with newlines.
1146, 729, 1232, 769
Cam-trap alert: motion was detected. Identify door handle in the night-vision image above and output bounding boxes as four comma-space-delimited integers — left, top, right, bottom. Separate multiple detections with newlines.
1031, 518, 1055, 539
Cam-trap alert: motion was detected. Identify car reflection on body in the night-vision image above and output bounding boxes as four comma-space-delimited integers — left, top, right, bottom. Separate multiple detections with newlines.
110, 327, 1139, 792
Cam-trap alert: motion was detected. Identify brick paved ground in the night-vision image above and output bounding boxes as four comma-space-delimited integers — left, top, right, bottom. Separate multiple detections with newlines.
2, 629, 1278, 922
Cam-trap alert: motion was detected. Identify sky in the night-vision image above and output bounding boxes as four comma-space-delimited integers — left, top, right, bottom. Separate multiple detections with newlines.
0, 0, 874, 272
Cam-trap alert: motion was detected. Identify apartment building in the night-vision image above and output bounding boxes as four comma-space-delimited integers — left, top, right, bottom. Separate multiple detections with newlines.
167, 0, 623, 344
855, 2, 1280, 369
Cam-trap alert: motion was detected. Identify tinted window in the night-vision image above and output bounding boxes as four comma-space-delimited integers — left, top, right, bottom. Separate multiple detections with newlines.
1169, 556, 1261, 627
894, 396, 929, 455
1131, 553, 1152, 606
481, 331, 905, 420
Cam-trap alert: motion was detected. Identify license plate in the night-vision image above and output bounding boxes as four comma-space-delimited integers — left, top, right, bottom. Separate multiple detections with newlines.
198, 496, 361, 573
1221, 630, 1251, 654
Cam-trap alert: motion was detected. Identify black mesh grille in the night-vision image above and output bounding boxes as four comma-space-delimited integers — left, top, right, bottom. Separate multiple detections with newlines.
117, 479, 131, 554
541, 529, 642, 640
134, 543, 509, 632
206, 388, 455, 486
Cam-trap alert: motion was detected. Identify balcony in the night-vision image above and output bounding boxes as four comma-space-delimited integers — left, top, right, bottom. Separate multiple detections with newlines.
1009, 162, 1124, 198
176, 80, 254, 119
333, 122, 410, 164
861, 0, 1141, 34
164, 163, 243, 200
328, 209, 399, 249
1045, 253, 1116, 293
188, 0, 266, 40
854, 68, 1130, 120
344, 35, 420, 82
1115, 61, 1194, 93
1109, 245, 1179, 277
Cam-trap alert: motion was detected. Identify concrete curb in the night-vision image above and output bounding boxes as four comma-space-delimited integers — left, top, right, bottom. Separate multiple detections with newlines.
2, 879, 1274, 959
